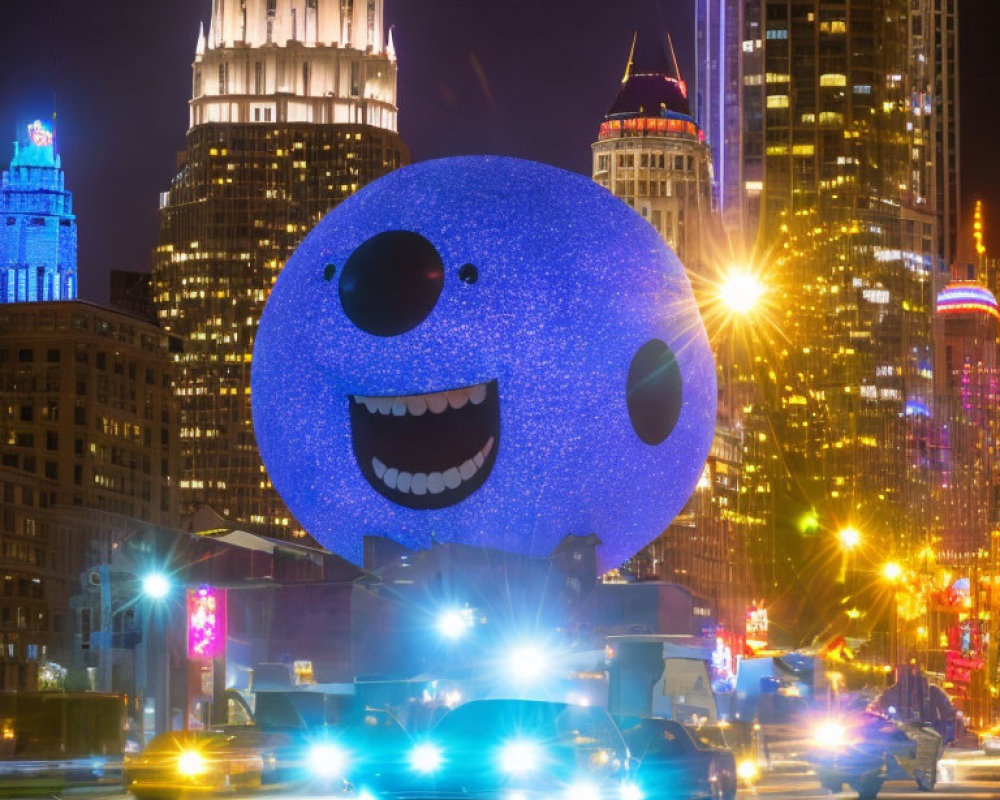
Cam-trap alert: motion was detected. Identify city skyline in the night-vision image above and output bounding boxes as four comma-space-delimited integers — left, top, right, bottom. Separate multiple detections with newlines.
0, 0, 994, 305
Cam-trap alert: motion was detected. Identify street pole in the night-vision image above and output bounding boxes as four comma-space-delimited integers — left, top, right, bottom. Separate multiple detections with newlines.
211, 652, 226, 725
97, 564, 111, 693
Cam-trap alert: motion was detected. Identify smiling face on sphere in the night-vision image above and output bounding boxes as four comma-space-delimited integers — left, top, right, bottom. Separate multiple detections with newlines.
251, 156, 716, 571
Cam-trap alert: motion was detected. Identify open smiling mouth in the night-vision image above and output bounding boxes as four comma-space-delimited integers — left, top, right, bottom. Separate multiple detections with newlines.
349, 380, 500, 510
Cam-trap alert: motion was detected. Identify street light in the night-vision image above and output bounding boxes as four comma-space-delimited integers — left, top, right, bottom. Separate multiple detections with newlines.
139, 570, 173, 738
798, 511, 820, 535
141, 572, 172, 600
507, 643, 550, 684
838, 526, 861, 551
437, 609, 472, 640
719, 270, 765, 315
882, 562, 904, 582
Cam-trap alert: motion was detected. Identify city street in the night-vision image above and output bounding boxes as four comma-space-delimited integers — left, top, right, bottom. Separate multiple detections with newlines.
754, 771, 1000, 800
38, 765, 1000, 800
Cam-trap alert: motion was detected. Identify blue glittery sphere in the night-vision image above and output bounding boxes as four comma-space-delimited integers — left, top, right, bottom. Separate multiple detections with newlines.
252, 156, 715, 571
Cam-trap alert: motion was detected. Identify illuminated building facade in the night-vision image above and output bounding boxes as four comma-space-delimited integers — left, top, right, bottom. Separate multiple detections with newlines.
0, 301, 179, 689
695, 0, 764, 238
593, 36, 766, 630
591, 36, 714, 268
0, 121, 77, 303
154, 0, 408, 535
695, 1, 961, 637
758, 0, 947, 560
909, 0, 961, 267
933, 281, 999, 557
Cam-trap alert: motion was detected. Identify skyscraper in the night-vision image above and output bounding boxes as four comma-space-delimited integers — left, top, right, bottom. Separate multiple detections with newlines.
153, 0, 408, 537
0, 301, 179, 689
695, 0, 761, 238
592, 35, 768, 630
910, 0, 961, 267
592, 35, 714, 268
933, 279, 999, 557
0, 121, 77, 304
696, 1, 960, 637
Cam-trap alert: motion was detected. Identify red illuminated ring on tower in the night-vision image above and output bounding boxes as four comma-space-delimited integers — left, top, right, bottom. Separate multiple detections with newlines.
935, 281, 1000, 320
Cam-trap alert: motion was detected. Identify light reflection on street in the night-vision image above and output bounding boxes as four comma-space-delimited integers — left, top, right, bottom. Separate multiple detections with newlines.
38, 761, 1000, 800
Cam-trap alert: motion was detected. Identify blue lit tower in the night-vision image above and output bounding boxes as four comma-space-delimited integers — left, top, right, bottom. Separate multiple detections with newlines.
0, 120, 77, 303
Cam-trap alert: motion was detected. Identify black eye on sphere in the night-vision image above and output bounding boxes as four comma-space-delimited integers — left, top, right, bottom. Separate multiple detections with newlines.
626, 339, 683, 445
323, 263, 337, 281
338, 231, 445, 336
458, 263, 479, 285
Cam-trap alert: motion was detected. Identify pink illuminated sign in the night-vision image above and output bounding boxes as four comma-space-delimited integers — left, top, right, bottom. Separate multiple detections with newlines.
187, 586, 226, 660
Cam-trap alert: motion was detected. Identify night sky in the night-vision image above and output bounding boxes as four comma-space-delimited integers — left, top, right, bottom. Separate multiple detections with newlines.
0, 1, 995, 303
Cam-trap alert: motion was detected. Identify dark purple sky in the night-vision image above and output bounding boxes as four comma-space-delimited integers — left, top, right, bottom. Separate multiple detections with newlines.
0, 1, 994, 303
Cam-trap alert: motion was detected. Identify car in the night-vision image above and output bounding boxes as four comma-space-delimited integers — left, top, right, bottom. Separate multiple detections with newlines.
685, 720, 762, 787
124, 707, 410, 799
388, 698, 639, 799
305, 707, 413, 795
806, 713, 942, 799
617, 716, 736, 800
123, 727, 295, 799
978, 724, 1000, 756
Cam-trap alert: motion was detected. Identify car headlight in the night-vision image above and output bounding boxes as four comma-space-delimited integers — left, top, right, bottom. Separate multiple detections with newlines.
307, 742, 349, 778
619, 782, 643, 800
177, 750, 206, 777
813, 720, 850, 749
565, 781, 602, 800
737, 758, 759, 782
499, 740, 542, 774
410, 743, 443, 774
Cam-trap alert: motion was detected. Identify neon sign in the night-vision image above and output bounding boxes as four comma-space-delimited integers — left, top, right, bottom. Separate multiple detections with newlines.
746, 603, 768, 650
187, 586, 226, 660
26, 120, 53, 148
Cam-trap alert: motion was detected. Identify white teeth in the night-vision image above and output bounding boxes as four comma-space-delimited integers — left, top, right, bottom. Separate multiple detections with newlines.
443, 468, 461, 489
371, 435, 496, 496
353, 383, 490, 417
397, 471, 412, 493
447, 390, 470, 410
426, 393, 449, 414
427, 472, 446, 494
406, 397, 428, 416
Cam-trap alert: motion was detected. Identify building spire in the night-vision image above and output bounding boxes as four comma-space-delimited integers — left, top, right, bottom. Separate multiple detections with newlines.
622, 31, 637, 84
196, 21, 207, 57
387, 24, 397, 62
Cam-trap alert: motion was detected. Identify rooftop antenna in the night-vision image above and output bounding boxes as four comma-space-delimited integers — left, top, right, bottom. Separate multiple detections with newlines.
622, 31, 637, 84
666, 31, 682, 80
51, 0, 58, 152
